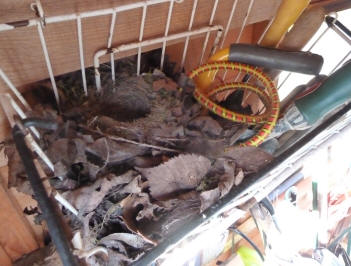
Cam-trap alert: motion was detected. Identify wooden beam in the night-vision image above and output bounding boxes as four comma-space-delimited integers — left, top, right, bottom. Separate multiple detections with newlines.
310, 0, 351, 13
0, 0, 281, 91
0, 245, 12, 266
0, 183, 38, 260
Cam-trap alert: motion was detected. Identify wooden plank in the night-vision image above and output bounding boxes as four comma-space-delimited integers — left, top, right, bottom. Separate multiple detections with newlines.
311, 0, 351, 12
0, 183, 38, 260
0, 0, 281, 91
0, 245, 12, 266
8, 186, 45, 247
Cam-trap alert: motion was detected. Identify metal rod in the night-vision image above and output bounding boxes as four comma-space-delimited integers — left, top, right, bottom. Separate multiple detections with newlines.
12, 125, 78, 266
220, 0, 239, 48
257, 16, 275, 45
326, 15, 351, 39
235, 0, 255, 43
278, 26, 330, 90
107, 10, 117, 82
37, 23, 60, 106
137, 4, 148, 76
1, 94, 57, 173
0, 69, 31, 111
180, 0, 199, 69
199, 0, 219, 64
329, 22, 351, 46
0, 0, 179, 33
239, 15, 275, 84
76, 16, 88, 96
160, 0, 175, 70
22, 117, 58, 131
329, 49, 351, 75
7, 94, 40, 138
54, 191, 78, 216
25, 132, 55, 173
94, 25, 223, 91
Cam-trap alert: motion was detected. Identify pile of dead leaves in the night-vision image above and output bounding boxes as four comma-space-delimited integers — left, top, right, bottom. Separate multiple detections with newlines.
6, 57, 273, 265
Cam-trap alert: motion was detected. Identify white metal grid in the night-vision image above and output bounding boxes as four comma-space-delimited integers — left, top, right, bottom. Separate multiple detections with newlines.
0, 0, 283, 110
0, 0, 347, 145
0, 0, 265, 217
0, 0, 223, 177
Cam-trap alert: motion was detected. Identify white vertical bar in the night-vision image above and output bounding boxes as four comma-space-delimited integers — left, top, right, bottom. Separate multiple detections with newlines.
76, 16, 88, 96
199, 0, 219, 64
212, 69, 219, 82
137, 4, 148, 76
7, 94, 40, 138
160, 0, 175, 70
234, 70, 241, 81
107, 10, 117, 49
54, 192, 78, 215
220, 0, 239, 48
257, 16, 275, 45
108, 10, 117, 81
306, 27, 329, 52
223, 69, 228, 80
26, 133, 55, 172
235, 0, 255, 43
180, 0, 199, 69
329, 50, 351, 75
110, 53, 115, 82
37, 23, 60, 106
242, 15, 275, 85
0, 68, 31, 111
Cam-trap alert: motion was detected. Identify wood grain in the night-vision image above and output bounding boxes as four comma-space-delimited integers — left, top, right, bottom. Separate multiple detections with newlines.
0, 245, 12, 266
0, 183, 38, 260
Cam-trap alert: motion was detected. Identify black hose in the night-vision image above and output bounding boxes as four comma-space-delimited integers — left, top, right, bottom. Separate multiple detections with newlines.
326, 16, 351, 39
229, 44, 323, 75
12, 125, 78, 266
22, 117, 58, 131
230, 227, 265, 262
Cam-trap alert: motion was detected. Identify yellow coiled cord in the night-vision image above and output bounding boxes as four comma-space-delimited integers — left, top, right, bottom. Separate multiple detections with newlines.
189, 62, 280, 147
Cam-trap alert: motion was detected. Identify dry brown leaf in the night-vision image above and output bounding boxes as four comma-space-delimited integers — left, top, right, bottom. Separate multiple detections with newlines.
64, 171, 136, 214
200, 188, 220, 212
86, 137, 147, 165
217, 160, 236, 197
120, 193, 161, 244
152, 78, 178, 91
136, 154, 211, 199
219, 173, 235, 197
118, 175, 143, 195
188, 116, 223, 137
234, 168, 245, 186
138, 192, 201, 242
47, 138, 74, 164
99, 233, 150, 250
223, 146, 273, 172
199, 160, 236, 211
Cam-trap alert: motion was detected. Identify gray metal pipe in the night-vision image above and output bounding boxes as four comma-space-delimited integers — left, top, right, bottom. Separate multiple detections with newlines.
229, 44, 323, 75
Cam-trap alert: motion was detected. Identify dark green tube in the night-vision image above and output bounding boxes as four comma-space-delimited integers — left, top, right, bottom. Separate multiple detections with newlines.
295, 61, 351, 125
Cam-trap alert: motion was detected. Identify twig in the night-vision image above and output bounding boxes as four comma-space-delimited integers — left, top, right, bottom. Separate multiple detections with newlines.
229, 125, 249, 146
78, 124, 180, 153
102, 137, 110, 169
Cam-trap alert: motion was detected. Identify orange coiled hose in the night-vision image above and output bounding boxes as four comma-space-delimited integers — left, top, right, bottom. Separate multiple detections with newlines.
189, 62, 280, 147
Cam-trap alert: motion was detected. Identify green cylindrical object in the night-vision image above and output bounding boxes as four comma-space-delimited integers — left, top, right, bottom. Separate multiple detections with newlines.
295, 61, 351, 125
